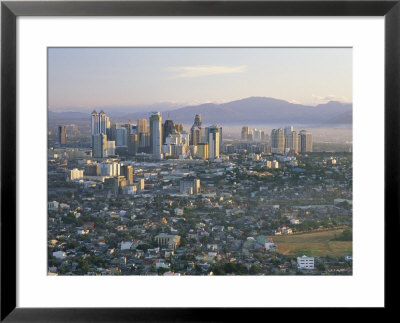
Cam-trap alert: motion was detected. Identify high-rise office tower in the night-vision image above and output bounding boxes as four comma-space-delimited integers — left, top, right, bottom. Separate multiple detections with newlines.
91, 110, 110, 155
284, 126, 294, 136
196, 143, 209, 159
285, 131, 299, 153
138, 132, 151, 150
128, 134, 139, 156
190, 128, 201, 146
193, 114, 202, 127
130, 124, 137, 135
116, 127, 128, 147
174, 123, 183, 133
190, 114, 202, 146
260, 131, 266, 142
241, 126, 249, 141
107, 141, 115, 156
58, 125, 67, 145
253, 129, 261, 142
91, 110, 109, 136
248, 130, 254, 142
163, 120, 175, 144
137, 119, 148, 134
108, 123, 119, 141
92, 133, 108, 158
150, 112, 162, 159
207, 125, 221, 160
299, 130, 313, 153
271, 128, 285, 154
120, 165, 134, 186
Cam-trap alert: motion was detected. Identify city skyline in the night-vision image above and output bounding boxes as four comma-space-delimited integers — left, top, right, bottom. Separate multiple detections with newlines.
48, 48, 352, 110
47, 47, 352, 277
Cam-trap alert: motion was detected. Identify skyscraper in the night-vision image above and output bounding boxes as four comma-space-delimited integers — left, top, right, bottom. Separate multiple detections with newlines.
241, 126, 249, 141
190, 114, 202, 146
196, 143, 209, 159
271, 128, 285, 154
207, 125, 221, 160
253, 128, 261, 142
91, 110, 109, 136
285, 131, 299, 154
116, 127, 128, 147
163, 120, 175, 144
92, 133, 108, 158
137, 118, 148, 134
120, 164, 134, 186
108, 123, 119, 141
150, 112, 162, 159
58, 125, 67, 145
128, 134, 139, 156
299, 130, 313, 153
193, 114, 202, 127
91, 110, 110, 155
284, 126, 294, 136
174, 123, 183, 133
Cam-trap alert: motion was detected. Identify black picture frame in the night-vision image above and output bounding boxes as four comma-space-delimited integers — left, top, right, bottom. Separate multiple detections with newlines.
1, 0, 398, 321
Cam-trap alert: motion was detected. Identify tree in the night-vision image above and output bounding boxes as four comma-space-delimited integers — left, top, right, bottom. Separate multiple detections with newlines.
76, 258, 89, 274
249, 265, 260, 275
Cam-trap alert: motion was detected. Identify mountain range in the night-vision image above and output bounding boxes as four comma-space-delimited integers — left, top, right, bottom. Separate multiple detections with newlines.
48, 97, 352, 125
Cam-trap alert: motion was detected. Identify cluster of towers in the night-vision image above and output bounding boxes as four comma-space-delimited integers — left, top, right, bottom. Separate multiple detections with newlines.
189, 114, 222, 160
241, 125, 312, 155
271, 126, 313, 154
241, 126, 268, 143
90, 111, 222, 160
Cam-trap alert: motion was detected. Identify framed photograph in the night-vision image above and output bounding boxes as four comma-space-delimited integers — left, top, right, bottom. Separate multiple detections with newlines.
1, 0, 398, 320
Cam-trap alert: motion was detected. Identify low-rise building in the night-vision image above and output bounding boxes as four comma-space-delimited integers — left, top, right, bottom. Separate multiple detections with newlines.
155, 233, 181, 250
297, 255, 314, 270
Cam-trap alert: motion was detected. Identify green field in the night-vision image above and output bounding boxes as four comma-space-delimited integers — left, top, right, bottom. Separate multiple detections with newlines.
267, 229, 352, 257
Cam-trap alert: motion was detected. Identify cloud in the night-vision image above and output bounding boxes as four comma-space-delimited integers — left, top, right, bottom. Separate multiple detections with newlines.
166, 65, 247, 79
311, 94, 351, 105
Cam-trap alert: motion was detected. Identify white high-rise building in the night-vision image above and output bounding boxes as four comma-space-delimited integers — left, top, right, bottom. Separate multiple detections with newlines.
299, 130, 313, 153
253, 129, 261, 142
91, 110, 110, 155
91, 110, 109, 136
150, 112, 162, 160
285, 131, 299, 153
271, 128, 285, 154
207, 125, 221, 160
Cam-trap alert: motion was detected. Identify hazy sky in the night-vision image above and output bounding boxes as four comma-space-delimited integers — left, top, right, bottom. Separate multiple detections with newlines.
48, 47, 352, 110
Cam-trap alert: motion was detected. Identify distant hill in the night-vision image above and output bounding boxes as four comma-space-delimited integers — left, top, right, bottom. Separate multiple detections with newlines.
49, 97, 352, 125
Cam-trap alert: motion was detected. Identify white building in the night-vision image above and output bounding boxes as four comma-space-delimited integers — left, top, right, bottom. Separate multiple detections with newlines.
297, 255, 314, 269
174, 208, 184, 216
150, 112, 163, 160
120, 241, 133, 251
208, 125, 221, 160
67, 168, 84, 181
53, 251, 67, 260
48, 201, 59, 211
